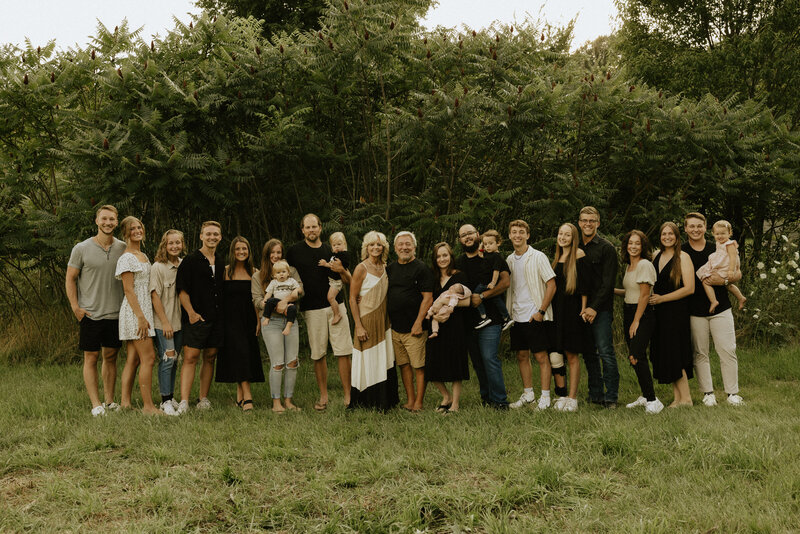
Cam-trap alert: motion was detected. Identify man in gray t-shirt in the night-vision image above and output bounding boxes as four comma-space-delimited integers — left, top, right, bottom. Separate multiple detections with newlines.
65, 205, 127, 416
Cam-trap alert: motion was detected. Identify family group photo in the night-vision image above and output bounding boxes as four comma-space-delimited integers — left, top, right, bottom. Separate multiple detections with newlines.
2, 0, 799, 531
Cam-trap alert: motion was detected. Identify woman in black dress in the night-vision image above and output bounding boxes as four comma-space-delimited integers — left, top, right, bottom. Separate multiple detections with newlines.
551, 223, 592, 412
649, 222, 695, 407
215, 236, 265, 411
425, 242, 470, 414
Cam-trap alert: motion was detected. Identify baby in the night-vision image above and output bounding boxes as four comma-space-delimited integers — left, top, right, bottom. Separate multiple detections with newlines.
262, 260, 301, 336
473, 230, 511, 330
318, 232, 350, 325
695, 220, 746, 313
427, 283, 471, 338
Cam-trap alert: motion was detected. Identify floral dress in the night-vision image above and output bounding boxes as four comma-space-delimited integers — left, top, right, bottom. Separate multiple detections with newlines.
115, 252, 156, 340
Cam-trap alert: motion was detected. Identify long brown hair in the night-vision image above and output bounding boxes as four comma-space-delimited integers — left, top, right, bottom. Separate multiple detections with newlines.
431, 242, 457, 280
259, 238, 284, 288
552, 223, 580, 294
659, 222, 683, 288
225, 236, 254, 279
621, 230, 652, 265
154, 229, 185, 264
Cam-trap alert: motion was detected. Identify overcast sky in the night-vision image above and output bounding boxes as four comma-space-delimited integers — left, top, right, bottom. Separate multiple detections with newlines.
2, 0, 617, 51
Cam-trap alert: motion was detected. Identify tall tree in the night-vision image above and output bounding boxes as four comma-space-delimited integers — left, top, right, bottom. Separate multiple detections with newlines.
195, 0, 327, 37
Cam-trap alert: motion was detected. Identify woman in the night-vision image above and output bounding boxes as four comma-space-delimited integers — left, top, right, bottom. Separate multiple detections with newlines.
614, 230, 663, 414
115, 216, 161, 415
425, 242, 471, 414
215, 236, 264, 411
349, 231, 399, 411
650, 222, 695, 407
251, 239, 302, 413
150, 229, 185, 416
551, 223, 591, 412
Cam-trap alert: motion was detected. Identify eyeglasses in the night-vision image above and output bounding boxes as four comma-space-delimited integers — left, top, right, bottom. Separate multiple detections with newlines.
459, 230, 477, 239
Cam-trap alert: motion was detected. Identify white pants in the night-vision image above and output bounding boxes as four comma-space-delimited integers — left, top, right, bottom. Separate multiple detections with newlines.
690, 308, 739, 395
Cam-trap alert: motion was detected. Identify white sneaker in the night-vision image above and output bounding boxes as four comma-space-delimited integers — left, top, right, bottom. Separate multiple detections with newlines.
170, 399, 180, 410
176, 400, 189, 415
474, 318, 492, 330
510, 391, 536, 409
502, 319, 514, 331
196, 397, 212, 410
555, 397, 577, 412
702, 393, 718, 407
626, 396, 647, 409
726, 394, 744, 406
91, 404, 106, 417
103, 402, 121, 412
161, 401, 179, 416
645, 398, 664, 414
536, 396, 551, 410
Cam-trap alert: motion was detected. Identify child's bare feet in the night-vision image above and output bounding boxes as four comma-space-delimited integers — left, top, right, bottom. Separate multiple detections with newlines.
428, 331, 438, 339
331, 311, 342, 325
738, 296, 747, 310
282, 324, 292, 336
261, 317, 269, 326
709, 300, 718, 314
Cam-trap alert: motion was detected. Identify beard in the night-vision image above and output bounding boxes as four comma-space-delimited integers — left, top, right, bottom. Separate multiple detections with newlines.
463, 241, 480, 254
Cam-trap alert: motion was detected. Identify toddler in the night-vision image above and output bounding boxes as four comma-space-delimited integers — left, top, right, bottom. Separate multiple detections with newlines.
427, 283, 471, 338
318, 232, 350, 325
474, 230, 511, 329
696, 220, 746, 313
262, 260, 301, 336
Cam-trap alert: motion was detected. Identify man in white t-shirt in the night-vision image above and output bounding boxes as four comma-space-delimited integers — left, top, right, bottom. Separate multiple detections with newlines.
504, 220, 557, 410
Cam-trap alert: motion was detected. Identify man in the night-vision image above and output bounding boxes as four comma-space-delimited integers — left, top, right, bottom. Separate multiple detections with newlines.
455, 223, 510, 409
684, 212, 744, 406
286, 214, 352, 411
66, 204, 127, 416
175, 221, 225, 414
386, 231, 434, 412
504, 220, 558, 410
577, 206, 619, 407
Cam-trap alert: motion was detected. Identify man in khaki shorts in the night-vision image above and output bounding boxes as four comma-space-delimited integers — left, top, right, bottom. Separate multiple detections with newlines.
386, 231, 434, 412
286, 214, 353, 410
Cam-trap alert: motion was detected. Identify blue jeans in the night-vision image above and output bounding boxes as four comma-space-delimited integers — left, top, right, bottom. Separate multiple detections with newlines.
467, 324, 507, 405
154, 328, 183, 398
583, 310, 619, 403
473, 283, 510, 320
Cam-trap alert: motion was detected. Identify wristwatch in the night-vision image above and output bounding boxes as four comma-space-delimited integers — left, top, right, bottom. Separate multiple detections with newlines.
479, 293, 485, 301
538, 309, 546, 315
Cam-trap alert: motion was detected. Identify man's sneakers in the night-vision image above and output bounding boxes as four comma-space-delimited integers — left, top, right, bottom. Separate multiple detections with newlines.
91, 404, 106, 417
626, 396, 647, 409
475, 318, 492, 330
554, 397, 578, 412
702, 393, 718, 407
176, 400, 189, 415
501, 318, 514, 331
104, 402, 121, 412
196, 397, 212, 410
536, 396, 551, 411
703, 392, 744, 406
161, 401, 179, 416
726, 394, 745, 406
510, 390, 535, 409
645, 398, 664, 414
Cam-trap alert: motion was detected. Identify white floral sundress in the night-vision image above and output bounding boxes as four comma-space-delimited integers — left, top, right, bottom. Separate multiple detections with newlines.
115, 252, 156, 340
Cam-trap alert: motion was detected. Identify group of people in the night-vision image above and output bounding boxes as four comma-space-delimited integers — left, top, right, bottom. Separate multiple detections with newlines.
67, 205, 744, 417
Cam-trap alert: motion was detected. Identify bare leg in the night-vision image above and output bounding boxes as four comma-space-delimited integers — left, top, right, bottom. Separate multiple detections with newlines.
82, 351, 102, 408
282, 321, 294, 336
566, 352, 581, 399
399, 363, 415, 409
450, 381, 463, 411
101, 347, 119, 404
412, 367, 426, 411
198, 348, 217, 399
314, 357, 329, 407
337, 354, 352, 405
428, 320, 439, 338
132, 337, 159, 414
120, 343, 140, 408
180, 346, 201, 402
272, 364, 286, 412
240, 381, 253, 411
328, 286, 342, 325
703, 283, 719, 314
728, 284, 747, 310
516, 350, 534, 389
533, 351, 552, 391
432, 381, 451, 407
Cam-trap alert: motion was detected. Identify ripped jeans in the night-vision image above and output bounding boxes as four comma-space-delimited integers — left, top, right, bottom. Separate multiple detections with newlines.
154, 328, 183, 397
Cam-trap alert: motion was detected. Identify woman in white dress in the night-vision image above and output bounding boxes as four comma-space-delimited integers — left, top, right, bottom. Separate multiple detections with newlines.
349, 231, 399, 411
116, 216, 161, 415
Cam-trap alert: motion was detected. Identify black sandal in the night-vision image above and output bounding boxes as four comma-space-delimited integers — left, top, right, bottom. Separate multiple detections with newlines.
435, 403, 452, 413
241, 399, 254, 412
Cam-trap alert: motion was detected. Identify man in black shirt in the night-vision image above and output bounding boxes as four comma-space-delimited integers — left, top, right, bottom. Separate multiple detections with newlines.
455, 223, 510, 408
386, 231, 434, 412
175, 221, 225, 414
286, 214, 352, 411
577, 206, 619, 407
684, 212, 743, 406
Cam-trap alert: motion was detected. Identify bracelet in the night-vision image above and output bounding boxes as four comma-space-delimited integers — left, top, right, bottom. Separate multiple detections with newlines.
538, 309, 546, 315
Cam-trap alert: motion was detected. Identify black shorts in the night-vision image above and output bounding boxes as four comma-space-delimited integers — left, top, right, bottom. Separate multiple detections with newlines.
79, 317, 122, 352
509, 320, 554, 354
183, 319, 224, 350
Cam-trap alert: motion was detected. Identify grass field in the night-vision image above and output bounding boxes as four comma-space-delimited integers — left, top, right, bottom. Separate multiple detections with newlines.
1, 346, 799, 533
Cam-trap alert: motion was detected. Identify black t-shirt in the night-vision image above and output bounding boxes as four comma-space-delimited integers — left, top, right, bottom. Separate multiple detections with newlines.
286, 241, 342, 311
326, 251, 350, 281
386, 259, 435, 333
455, 253, 505, 326
483, 252, 510, 276
684, 241, 732, 317
175, 249, 225, 322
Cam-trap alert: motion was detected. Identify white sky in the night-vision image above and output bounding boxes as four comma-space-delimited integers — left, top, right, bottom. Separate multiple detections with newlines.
1, 0, 617, 51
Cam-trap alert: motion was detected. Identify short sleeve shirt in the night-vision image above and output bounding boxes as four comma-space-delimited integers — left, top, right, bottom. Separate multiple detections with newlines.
483, 252, 510, 276
266, 278, 301, 301
287, 241, 339, 311
622, 259, 656, 304
455, 253, 506, 326
685, 241, 732, 316
175, 249, 225, 321
149, 260, 182, 331
386, 259, 435, 333
67, 237, 127, 320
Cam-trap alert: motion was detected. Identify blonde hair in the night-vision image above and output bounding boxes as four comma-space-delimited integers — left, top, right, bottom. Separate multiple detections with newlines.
394, 231, 417, 247
200, 220, 222, 232
579, 206, 600, 220
154, 230, 185, 263
508, 220, 529, 233
712, 220, 732, 235
95, 204, 118, 216
360, 231, 389, 262
552, 223, 580, 294
329, 232, 347, 250
120, 216, 144, 243
271, 259, 290, 278
482, 229, 502, 244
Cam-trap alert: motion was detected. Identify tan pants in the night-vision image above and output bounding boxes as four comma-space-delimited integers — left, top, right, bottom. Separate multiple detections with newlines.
690, 308, 739, 395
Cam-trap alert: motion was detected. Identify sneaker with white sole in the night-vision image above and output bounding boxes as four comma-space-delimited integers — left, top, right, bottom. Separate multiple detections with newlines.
502, 319, 514, 331
103, 402, 121, 412
626, 396, 647, 409
553, 397, 566, 410
536, 396, 551, 410
474, 318, 492, 330
645, 398, 664, 414
176, 400, 189, 415
161, 401, 179, 416
726, 394, 744, 406
170, 399, 180, 411
555, 397, 577, 412
196, 397, 212, 410
91, 404, 106, 417
702, 393, 717, 407
510, 390, 536, 409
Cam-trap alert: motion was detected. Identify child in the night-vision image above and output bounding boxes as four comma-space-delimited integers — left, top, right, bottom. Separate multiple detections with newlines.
696, 220, 747, 313
318, 232, 350, 325
262, 260, 301, 336
426, 283, 471, 338
474, 229, 512, 330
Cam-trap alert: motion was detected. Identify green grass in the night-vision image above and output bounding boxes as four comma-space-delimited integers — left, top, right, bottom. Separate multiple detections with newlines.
1, 346, 799, 532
